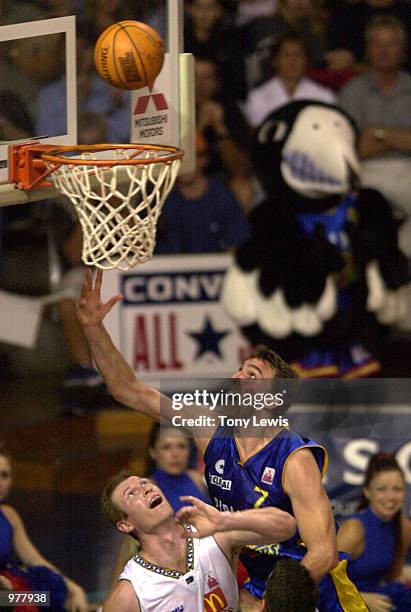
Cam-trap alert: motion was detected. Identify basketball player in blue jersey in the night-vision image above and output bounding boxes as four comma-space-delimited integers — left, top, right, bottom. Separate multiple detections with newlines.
77, 270, 368, 612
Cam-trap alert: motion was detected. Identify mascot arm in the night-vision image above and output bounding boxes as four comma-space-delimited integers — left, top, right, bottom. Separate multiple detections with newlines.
359, 189, 409, 325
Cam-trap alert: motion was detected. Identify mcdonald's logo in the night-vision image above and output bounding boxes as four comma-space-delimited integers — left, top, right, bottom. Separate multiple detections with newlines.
133, 85, 168, 114
204, 586, 228, 612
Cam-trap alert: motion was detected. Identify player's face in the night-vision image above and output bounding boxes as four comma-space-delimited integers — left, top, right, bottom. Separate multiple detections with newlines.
0, 456, 12, 501
113, 476, 173, 534
150, 431, 191, 476
365, 469, 405, 521
231, 358, 275, 399
232, 358, 275, 380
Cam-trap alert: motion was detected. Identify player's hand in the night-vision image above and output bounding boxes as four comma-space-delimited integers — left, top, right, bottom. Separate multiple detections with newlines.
361, 592, 395, 612
175, 496, 222, 538
76, 269, 123, 329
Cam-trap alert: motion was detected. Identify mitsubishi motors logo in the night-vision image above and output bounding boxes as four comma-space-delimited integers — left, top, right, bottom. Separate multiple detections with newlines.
132, 83, 170, 140
131, 53, 173, 142
133, 85, 168, 114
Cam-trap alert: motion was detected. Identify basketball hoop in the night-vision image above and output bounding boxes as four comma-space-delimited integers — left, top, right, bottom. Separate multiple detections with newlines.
9, 143, 184, 270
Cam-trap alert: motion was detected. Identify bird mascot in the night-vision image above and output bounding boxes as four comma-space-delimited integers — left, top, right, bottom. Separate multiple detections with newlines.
222, 101, 408, 377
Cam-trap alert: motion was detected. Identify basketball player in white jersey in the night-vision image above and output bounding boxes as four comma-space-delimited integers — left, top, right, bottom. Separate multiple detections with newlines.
101, 470, 296, 612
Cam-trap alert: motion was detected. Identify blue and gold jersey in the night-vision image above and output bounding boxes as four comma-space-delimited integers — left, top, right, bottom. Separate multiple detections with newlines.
204, 427, 368, 611
205, 428, 327, 593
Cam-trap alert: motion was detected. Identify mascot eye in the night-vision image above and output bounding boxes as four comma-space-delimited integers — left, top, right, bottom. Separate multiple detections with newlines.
334, 121, 341, 127
312, 123, 320, 130
258, 119, 287, 144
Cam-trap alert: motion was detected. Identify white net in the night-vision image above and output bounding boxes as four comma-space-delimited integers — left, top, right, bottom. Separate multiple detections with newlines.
45, 147, 182, 270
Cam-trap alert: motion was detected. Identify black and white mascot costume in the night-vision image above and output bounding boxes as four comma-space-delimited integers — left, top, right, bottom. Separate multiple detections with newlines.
222, 101, 408, 377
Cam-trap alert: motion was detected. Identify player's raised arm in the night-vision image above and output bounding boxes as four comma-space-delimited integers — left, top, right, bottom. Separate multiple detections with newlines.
176, 495, 296, 563
76, 270, 216, 449
76, 269, 128, 386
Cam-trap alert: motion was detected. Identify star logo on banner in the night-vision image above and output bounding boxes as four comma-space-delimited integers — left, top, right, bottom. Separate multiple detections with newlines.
188, 316, 229, 360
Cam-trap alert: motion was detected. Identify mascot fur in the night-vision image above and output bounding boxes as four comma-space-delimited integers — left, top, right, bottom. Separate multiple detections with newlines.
222, 101, 408, 377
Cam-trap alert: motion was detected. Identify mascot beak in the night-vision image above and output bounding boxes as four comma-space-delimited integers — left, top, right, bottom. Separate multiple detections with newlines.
342, 148, 361, 190
280, 105, 361, 199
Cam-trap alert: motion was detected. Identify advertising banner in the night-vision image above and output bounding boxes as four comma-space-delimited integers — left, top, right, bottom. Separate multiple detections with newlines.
103, 254, 249, 382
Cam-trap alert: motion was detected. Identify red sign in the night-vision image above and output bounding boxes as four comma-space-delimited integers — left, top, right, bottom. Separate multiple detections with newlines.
133, 85, 168, 114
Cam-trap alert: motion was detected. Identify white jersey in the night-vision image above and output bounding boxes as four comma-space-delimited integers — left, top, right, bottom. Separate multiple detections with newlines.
118, 526, 238, 611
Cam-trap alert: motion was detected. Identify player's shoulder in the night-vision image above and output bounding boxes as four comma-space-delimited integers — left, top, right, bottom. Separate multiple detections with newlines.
283, 445, 322, 476
119, 555, 138, 580
270, 429, 318, 455
250, 430, 312, 471
279, 429, 304, 443
284, 431, 326, 462
103, 580, 140, 612
282, 442, 328, 494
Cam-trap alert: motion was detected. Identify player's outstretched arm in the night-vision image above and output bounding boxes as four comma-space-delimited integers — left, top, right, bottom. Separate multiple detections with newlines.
176, 495, 296, 562
102, 580, 140, 612
76, 269, 149, 410
76, 270, 216, 451
283, 448, 339, 582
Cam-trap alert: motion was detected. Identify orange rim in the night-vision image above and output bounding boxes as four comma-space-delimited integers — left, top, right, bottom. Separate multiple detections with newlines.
40, 143, 184, 167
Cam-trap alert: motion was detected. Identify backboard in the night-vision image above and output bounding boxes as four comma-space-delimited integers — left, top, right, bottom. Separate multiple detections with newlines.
0, 0, 194, 208
0, 15, 76, 205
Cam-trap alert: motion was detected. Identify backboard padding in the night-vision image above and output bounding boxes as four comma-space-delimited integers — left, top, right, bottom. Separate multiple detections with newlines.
130, 53, 195, 175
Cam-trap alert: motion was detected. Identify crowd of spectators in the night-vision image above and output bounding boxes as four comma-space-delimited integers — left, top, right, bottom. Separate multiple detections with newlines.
0, 0, 410, 392
0, 4, 410, 610
0, 0, 410, 243
1, 0, 410, 246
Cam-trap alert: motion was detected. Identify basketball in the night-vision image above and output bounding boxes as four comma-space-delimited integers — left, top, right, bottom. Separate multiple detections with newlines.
93, 20, 165, 90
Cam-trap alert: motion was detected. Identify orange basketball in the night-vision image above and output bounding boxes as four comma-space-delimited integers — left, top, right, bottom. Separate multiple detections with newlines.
93, 20, 165, 90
